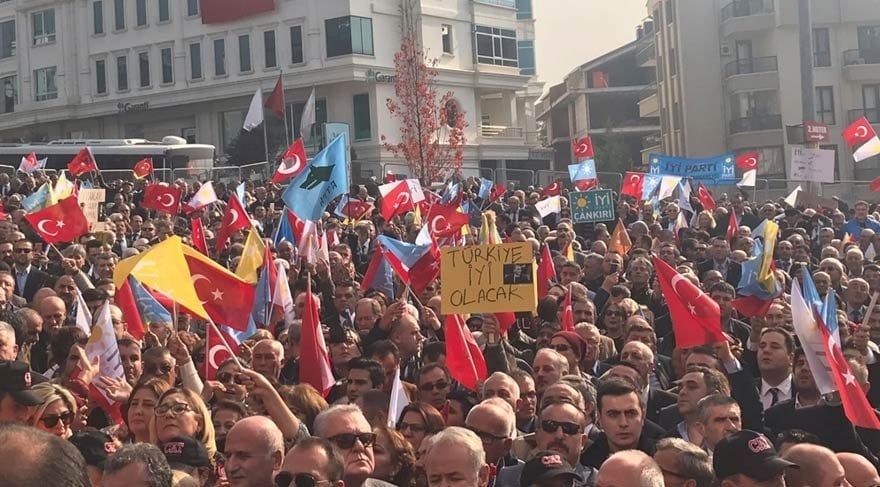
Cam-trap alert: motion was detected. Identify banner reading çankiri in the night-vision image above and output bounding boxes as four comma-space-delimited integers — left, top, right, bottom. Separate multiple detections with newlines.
441, 242, 537, 314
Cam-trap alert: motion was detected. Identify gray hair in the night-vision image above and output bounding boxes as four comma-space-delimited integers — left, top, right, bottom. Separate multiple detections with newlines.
482, 371, 520, 399
425, 427, 485, 473
313, 404, 365, 438
62, 244, 86, 259
467, 397, 516, 439
655, 438, 714, 487
534, 348, 569, 372
103, 443, 172, 487
229, 416, 284, 456
0, 321, 13, 338
695, 394, 739, 424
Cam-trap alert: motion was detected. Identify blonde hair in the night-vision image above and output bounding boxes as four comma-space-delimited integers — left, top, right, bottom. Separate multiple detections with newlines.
29, 382, 76, 429
149, 387, 217, 460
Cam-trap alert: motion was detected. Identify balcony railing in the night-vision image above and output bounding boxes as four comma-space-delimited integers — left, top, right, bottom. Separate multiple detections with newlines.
729, 114, 783, 134
481, 125, 524, 138
849, 108, 880, 124
724, 56, 778, 77
721, 0, 774, 21
843, 48, 880, 66
473, 0, 516, 8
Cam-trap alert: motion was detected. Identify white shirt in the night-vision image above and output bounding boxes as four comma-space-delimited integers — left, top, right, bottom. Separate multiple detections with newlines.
761, 375, 793, 410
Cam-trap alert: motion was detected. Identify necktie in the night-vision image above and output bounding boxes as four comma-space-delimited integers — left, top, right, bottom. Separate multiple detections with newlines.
769, 387, 780, 407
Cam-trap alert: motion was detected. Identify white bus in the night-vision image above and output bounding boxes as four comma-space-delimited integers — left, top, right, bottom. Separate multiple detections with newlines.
0, 136, 215, 180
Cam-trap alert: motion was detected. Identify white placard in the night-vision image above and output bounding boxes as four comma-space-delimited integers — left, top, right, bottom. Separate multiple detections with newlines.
790, 148, 835, 183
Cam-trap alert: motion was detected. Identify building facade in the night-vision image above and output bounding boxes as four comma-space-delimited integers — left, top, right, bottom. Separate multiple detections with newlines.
0, 0, 546, 182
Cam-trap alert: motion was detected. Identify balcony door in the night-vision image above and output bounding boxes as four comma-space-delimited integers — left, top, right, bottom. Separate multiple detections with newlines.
864, 84, 880, 123
736, 40, 753, 74
858, 26, 880, 64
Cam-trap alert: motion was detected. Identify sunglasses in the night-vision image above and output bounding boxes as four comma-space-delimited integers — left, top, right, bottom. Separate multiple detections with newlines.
397, 421, 426, 433
550, 344, 571, 353
540, 420, 581, 435
419, 380, 449, 392
328, 432, 376, 449
274, 472, 331, 487
217, 372, 244, 385
14, 248, 32, 253
40, 411, 74, 428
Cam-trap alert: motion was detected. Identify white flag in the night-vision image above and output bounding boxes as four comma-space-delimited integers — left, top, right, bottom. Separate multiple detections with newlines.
658, 176, 682, 199
184, 181, 219, 213
300, 88, 316, 138
74, 292, 92, 338
736, 169, 756, 187
783, 185, 802, 208
790, 279, 836, 395
866, 243, 877, 262
273, 262, 296, 328
85, 301, 125, 404
534, 196, 562, 218
854, 135, 880, 162
243, 88, 264, 132
387, 368, 410, 428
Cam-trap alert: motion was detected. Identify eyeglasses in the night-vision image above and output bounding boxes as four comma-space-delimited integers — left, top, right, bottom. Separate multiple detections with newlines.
469, 427, 509, 443
540, 420, 581, 435
155, 403, 194, 417
419, 380, 449, 392
327, 432, 376, 449
274, 472, 331, 487
604, 310, 627, 318
397, 421, 426, 433
217, 372, 244, 385
40, 411, 74, 428
145, 363, 174, 376
549, 344, 572, 353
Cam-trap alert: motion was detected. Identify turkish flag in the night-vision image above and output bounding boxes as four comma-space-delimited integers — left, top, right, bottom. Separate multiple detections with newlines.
142, 183, 182, 215
735, 152, 759, 170
561, 287, 575, 332
25, 196, 90, 244
340, 199, 373, 220
843, 117, 878, 148
410, 243, 441, 295
653, 256, 724, 348
272, 138, 307, 184
621, 172, 645, 198
205, 324, 240, 381
871, 176, 880, 193
574, 178, 598, 191
445, 314, 488, 392
133, 158, 153, 179
727, 209, 739, 243
573, 136, 594, 160
199, 0, 275, 24
191, 218, 208, 254
426, 203, 470, 239
67, 147, 98, 177
265, 75, 285, 119
490, 183, 507, 202
299, 279, 335, 396
537, 244, 556, 299
215, 196, 250, 253
380, 180, 415, 221
115, 279, 145, 340
696, 183, 716, 210
542, 180, 562, 197
185, 254, 255, 331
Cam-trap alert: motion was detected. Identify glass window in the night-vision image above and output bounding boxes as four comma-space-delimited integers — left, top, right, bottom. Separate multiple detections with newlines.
136, 0, 146, 26
665, 0, 674, 25
186, 0, 199, 16
93, 1, 104, 34
138, 51, 150, 87
863, 84, 880, 123
813, 28, 831, 67
190, 43, 202, 79
290, 25, 303, 64
474, 25, 518, 67
95, 59, 107, 94
264, 30, 276, 68
288, 99, 327, 139
858, 26, 880, 50
34, 67, 57, 101
158, 0, 170, 22
516, 0, 532, 19
353, 93, 371, 140
116, 55, 128, 91
816, 86, 835, 125
0, 75, 16, 114
325, 16, 374, 57
32, 9, 55, 45
214, 38, 226, 76
160, 47, 172, 84
0, 20, 14, 58
442, 24, 452, 54
114, 0, 125, 30
517, 40, 535, 75
669, 47, 677, 76
239, 34, 251, 72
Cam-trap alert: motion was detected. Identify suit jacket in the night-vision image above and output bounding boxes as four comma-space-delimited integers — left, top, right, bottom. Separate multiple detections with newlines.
696, 259, 742, 287
13, 267, 50, 302
496, 461, 596, 487
348, 236, 375, 276
580, 430, 657, 469
646, 387, 678, 425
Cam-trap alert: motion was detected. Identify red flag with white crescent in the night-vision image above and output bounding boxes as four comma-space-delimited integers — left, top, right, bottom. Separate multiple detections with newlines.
142, 183, 182, 215
205, 324, 240, 380
696, 183, 716, 210
542, 180, 562, 197
843, 117, 878, 148
426, 203, 470, 239
735, 152, 759, 170
572, 136, 594, 160
273, 138, 307, 184
621, 172, 645, 198
133, 158, 154, 179
653, 256, 724, 348
215, 196, 251, 253
25, 196, 90, 244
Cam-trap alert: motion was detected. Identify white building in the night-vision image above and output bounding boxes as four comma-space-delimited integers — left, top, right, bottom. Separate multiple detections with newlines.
0, 0, 547, 183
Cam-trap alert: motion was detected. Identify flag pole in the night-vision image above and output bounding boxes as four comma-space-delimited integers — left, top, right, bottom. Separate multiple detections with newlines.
207, 318, 244, 369
279, 71, 291, 148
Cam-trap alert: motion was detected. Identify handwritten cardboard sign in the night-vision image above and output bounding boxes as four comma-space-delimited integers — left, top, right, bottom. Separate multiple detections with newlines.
441, 242, 537, 314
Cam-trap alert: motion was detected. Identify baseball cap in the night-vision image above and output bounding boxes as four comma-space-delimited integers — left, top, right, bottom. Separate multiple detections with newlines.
0, 360, 41, 406
69, 430, 117, 469
713, 430, 799, 481
161, 436, 211, 469
521, 451, 583, 487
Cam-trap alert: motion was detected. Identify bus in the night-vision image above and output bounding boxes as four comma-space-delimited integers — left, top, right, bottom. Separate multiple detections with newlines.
0, 136, 215, 180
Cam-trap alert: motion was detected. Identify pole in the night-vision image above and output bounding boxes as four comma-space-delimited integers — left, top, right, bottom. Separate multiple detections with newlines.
797, 0, 821, 196
280, 71, 291, 148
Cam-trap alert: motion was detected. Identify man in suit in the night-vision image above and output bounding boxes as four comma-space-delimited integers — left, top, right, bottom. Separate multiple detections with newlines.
619, 341, 677, 425
348, 221, 375, 277
756, 328, 795, 411
697, 236, 742, 287
504, 196, 535, 224
581, 378, 658, 468
11, 240, 49, 303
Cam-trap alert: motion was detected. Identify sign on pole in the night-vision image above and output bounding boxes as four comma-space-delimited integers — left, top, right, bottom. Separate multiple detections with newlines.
790, 147, 835, 183
804, 121, 830, 143
569, 189, 615, 224
441, 242, 537, 314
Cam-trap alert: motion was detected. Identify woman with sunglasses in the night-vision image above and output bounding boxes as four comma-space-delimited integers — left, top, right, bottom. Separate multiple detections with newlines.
124, 378, 170, 444
149, 387, 218, 461
395, 402, 445, 453
29, 382, 77, 439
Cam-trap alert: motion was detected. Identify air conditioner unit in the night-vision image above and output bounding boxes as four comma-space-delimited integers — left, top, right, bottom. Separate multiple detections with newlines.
720, 42, 732, 57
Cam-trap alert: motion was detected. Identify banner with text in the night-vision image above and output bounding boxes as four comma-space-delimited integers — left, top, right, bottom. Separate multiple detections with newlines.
648, 153, 737, 186
569, 189, 615, 224
790, 147, 835, 183
441, 242, 537, 314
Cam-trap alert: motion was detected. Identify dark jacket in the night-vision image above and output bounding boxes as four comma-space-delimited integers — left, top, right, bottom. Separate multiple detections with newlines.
580, 430, 657, 469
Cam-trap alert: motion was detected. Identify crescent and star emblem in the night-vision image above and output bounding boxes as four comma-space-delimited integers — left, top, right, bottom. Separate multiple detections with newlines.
279, 154, 302, 175
670, 274, 698, 315
208, 344, 228, 370
37, 219, 63, 237
159, 193, 175, 208
856, 126, 869, 138
394, 192, 410, 209
229, 209, 240, 225
431, 215, 450, 235
577, 143, 589, 154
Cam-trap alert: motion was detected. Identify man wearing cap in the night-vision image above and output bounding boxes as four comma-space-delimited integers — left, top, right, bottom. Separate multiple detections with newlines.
0, 359, 41, 422
713, 430, 798, 487
70, 430, 117, 487
161, 435, 212, 486
519, 451, 582, 487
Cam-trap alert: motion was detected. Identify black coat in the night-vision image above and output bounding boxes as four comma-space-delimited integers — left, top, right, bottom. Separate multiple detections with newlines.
696, 259, 742, 287
580, 430, 657, 469
13, 268, 50, 303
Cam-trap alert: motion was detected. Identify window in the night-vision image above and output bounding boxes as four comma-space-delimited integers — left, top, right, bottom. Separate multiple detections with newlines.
95, 59, 107, 94
665, 0, 674, 25
160, 47, 172, 83
116, 55, 128, 90
290, 25, 303, 64
0, 75, 15, 114
238, 34, 251, 72
474, 25, 518, 67
816, 86, 835, 125
93, 1, 104, 34
353, 93, 371, 140
863, 84, 880, 123
138, 51, 150, 87
136, 0, 146, 26
516, 0, 533, 19
32, 9, 55, 45
289, 98, 327, 138
672, 101, 681, 130
517, 40, 535, 75
264, 30, 276, 68
669, 47, 677, 76
34, 67, 57, 101
190, 42, 202, 79
158, 0, 169, 22
325, 16, 374, 57
114, 0, 125, 30
214, 38, 226, 75
441, 24, 452, 54
186, 0, 199, 16
0, 20, 14, 58
858, 26, 880, 51
813, 28, 831, 67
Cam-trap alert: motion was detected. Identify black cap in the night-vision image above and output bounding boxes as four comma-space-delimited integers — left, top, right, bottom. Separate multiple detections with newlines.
521, 451, 582, 487
69, 430, 117, 468
0, 360, 41, 406
713, 430, 799, 481
161, 436, 211, 468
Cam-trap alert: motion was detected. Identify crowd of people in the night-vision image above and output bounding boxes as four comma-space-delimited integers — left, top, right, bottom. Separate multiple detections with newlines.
0, 169, 880, 487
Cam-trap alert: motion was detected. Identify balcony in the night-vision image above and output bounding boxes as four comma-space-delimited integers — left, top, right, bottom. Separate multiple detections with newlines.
725, 57, 779, 93
473, 0, 516, 7
724, 56, 777, 77
720, 0, 774, 37
481, 125, 524, 138
636, 42, 656, 68
843, 49, 880, 82
638, 87, 659, 118
849, 108, 880, 124
729, 114, 782, 134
